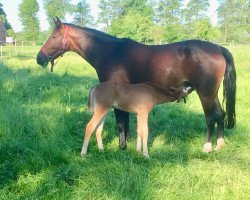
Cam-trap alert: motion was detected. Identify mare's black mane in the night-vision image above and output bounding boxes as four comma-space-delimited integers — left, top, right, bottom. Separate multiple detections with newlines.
66, 23, 123, 43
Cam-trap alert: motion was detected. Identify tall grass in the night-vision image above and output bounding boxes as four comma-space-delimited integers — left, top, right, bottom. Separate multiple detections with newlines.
0, 46, 249, 200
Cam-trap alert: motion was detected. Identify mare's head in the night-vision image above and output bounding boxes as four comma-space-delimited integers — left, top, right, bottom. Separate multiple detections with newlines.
36, 17, 70, 68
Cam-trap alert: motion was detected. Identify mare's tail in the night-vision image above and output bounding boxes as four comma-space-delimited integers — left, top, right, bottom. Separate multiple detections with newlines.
220, 46, 236, 128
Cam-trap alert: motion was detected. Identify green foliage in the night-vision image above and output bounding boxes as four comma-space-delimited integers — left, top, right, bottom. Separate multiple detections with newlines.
0, 46, 249, 199
73, 0, 94, 27
0, 2, 15, 36
163, 24, 185, 43
0, 3, 12, 30
37, 30, 50, 45
43, 0, 73, 28
192, 18, 218, 41
154, 0, 182, 26
98, 0, 154, 29
6, 29, 16, 38
108, 10, 155, 43
101, 0, 224, 43
182, 0, 211, 39
184, 0, 209, 22
18, 0, 40, 41
218, 0, 250, 43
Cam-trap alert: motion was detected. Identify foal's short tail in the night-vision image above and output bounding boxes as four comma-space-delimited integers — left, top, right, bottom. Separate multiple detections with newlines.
220, 46, 236, 128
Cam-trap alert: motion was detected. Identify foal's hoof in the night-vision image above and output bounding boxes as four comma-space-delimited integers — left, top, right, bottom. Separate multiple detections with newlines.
81, 153, 87, 159
214, 138, 225, 151
98, 148, 104, 153
202, 142, 213, 153
143, 152, 150, 159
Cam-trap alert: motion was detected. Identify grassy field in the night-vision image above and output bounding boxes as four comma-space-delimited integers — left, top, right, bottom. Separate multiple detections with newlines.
0, 45, 249, 200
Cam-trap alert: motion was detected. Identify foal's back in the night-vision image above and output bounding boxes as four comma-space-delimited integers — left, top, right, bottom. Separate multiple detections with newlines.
88, 81, 176, 113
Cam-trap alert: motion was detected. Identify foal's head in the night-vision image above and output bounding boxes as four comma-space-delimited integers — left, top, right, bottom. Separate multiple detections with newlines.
36, 17, 70, 68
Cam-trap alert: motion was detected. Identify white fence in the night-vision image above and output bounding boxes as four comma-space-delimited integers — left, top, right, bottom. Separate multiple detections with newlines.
0, 41, 41, 60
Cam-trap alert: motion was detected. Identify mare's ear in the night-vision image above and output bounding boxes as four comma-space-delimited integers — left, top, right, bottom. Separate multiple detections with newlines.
53, 17, 62, 27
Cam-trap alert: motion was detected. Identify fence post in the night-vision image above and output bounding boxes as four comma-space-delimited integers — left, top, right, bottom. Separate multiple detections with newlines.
15, 38, 17, 56
22, 41, 24, 53
0, 45, 2, 60
8, 43, 11, 58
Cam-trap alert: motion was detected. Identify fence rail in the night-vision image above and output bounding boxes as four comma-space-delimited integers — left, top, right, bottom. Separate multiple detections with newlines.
0, 42, 41, 60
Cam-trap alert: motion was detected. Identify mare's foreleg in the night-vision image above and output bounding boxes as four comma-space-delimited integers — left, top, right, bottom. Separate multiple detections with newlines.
114, 109, 130, 149
81, 108, 108, 156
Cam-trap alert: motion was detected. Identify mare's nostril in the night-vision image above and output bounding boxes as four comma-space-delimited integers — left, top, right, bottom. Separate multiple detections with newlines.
36, 52, 47, 66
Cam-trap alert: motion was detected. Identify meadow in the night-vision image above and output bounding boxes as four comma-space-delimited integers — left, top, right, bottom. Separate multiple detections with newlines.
0, 45, 249, 200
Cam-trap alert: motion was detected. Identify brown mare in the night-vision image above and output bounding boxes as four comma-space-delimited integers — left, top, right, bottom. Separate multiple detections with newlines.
81, 81, 192, 158
36, 18, 236, 153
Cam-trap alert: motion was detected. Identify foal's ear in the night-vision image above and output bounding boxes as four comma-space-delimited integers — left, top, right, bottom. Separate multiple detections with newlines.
53, 17, 62, 27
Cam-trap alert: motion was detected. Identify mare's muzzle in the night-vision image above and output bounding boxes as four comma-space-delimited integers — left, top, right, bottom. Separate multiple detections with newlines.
36, 51, 49, 67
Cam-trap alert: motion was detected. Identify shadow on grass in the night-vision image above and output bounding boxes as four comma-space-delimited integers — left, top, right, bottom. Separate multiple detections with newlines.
0, 62, 247, 199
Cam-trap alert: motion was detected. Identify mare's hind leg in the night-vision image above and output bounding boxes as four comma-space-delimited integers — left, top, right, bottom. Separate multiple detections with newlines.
81, 107, 108, 156
199, 95, 226, 153
114, 109, 130, 150
214, 97, 226, 151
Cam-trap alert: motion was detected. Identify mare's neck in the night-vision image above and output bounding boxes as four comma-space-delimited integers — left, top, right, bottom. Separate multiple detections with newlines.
68, 25, 121, 69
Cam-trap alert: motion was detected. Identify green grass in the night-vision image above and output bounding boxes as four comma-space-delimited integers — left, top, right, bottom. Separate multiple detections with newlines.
0, 46, 249, 200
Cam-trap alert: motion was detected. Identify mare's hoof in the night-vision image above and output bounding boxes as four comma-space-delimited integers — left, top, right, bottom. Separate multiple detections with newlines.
214, 138, 225, 151
202, 142, 213, 153
119, 143, 127, 150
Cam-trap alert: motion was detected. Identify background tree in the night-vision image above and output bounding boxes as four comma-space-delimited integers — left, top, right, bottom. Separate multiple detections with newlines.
98, 0, 118, 28
0, 3, 15, 37
98, 0, 154, 30
183, 0, 209, 39
108, 10, 155, 43
18, 0, 40, 41
43, 0, 73, 28
73, 0, 94, 27
193, 17, 220, 41
153, 0, 185, 42
154, 0, 183, 26
218, 0, 250, 43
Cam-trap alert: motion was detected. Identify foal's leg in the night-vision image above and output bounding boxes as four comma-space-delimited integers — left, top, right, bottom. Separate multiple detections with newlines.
81, 108, 108, 156
96, 117, 106, 151
136, 121, 142, 153
137, 112, 149, 158
114, 109, 130, 150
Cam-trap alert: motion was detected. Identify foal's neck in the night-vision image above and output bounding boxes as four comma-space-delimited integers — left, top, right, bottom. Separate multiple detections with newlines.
153, 88, 176, 104
69, 25, 121, 69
